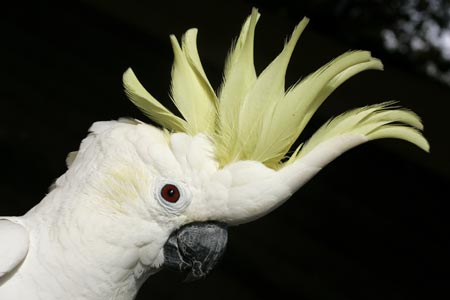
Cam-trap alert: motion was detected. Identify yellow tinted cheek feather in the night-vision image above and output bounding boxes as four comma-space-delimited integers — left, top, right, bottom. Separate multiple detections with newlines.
99, 165, 149, 208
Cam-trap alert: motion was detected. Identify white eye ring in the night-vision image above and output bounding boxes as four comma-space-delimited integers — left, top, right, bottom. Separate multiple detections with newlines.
154, 179, 192, 215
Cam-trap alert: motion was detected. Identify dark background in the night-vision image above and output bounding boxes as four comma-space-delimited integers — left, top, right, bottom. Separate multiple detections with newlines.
1, 1, 449, 299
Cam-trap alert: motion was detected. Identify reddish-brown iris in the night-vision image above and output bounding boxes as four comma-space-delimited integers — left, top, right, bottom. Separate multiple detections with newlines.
160, 184, 180, 203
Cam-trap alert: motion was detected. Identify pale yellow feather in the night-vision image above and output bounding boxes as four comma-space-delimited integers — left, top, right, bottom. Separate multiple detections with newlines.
216, 8, 260, 163
169, 33, 217, 135
123, 10, 429, 170
239, 51, 383, 168
181, 29, 218, 105
222, 10, 261, 82
123, 68, 187, 132
233, 19, 309, 166
289, 102, 429, 164
367, 126, 429, 151
283, 51, 380, 140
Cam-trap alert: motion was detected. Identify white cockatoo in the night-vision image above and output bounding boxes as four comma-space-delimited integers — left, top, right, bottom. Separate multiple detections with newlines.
0, 8, 429, 300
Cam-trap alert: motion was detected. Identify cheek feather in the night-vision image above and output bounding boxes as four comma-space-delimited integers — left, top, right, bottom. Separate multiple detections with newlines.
95, 163, 150, 207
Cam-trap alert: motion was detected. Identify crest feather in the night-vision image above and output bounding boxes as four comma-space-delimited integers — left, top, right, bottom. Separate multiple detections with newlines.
169, 33, 218, 134
123, 68, 187, 132
124, 10, 428, 170
218, 18, 309, 166
216, 8, 260, 163
288, 102, 429, 164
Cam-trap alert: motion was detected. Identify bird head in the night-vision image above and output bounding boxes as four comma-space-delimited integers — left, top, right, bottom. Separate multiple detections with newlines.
53, 8, 429, 286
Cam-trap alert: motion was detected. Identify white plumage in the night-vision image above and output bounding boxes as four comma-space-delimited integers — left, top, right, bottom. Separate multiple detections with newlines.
0, 8, 428, 300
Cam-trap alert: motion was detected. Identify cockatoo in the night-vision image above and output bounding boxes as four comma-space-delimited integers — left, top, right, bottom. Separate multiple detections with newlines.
0, 8, 429, 300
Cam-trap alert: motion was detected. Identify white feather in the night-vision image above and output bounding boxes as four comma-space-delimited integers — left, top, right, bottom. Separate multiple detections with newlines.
0, 218, 29, 278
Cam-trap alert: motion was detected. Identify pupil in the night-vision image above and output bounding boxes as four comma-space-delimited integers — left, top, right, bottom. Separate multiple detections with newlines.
161, 184, 179, 203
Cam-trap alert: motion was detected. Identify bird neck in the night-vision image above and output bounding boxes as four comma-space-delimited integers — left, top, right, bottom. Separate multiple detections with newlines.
21, 189, 164, 299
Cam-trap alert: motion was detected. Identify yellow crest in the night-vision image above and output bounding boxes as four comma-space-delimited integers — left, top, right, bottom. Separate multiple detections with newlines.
123, 8, 429, 169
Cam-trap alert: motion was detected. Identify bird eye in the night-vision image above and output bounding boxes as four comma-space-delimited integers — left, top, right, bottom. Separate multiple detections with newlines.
155, 179, 192, 215
161, 184, 180, 203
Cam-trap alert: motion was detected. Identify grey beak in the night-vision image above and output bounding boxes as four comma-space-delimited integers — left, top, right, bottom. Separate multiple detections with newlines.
163, 221, 228, 281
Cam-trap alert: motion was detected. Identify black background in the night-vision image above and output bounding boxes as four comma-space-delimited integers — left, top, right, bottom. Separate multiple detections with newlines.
1, 1, 449, 299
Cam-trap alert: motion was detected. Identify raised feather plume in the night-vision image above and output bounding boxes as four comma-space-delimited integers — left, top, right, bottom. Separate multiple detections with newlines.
123, 8, 429, 171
